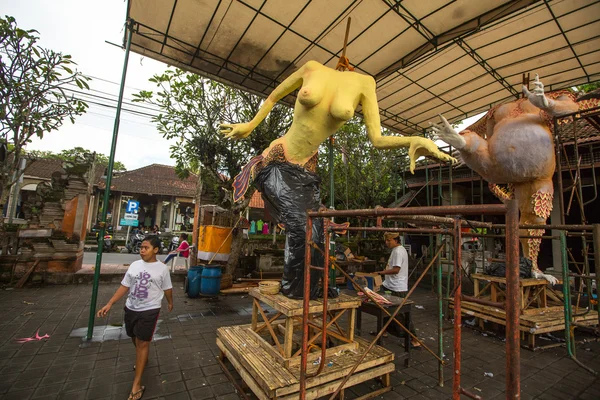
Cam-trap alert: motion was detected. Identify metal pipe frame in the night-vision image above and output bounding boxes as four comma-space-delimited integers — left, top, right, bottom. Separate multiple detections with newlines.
452, 217, 463, 400
297, 202, 523, 399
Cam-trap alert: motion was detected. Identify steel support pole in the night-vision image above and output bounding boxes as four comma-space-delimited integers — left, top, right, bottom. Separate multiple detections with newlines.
86, 19, 133, 340
328, 137, 336, 288
437, 233, 444, 387
594, 224, 600, 329
299, 215, 313, 400
452, 218, 462, 400
505, 199, 521, 399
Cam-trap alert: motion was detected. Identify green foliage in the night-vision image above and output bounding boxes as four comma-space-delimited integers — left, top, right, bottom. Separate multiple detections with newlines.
0, 16, 91, 201
318, 118, 404, 211
576, 81, 600, 94
133, 69, 292, 208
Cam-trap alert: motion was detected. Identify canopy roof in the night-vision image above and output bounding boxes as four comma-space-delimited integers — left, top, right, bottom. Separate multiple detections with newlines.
127, 0, 600, 135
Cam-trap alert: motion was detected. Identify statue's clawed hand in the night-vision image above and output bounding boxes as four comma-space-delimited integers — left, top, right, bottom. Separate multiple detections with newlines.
522, 74, 550, 110
407, 137, 457, 174
220, 122, 253, 139
429, 114, 466, 150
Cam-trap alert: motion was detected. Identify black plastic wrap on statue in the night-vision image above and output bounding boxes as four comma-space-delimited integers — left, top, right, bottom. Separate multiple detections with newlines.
484, 257, 533, 278
254, 162, 323, 299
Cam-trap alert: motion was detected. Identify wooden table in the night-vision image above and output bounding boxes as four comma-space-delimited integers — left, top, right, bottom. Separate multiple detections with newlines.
250, 288, 362, 361
354, 295, 414, 367
471, 273, 564, 314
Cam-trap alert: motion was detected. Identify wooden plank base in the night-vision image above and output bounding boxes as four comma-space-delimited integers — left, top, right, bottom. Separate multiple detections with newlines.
217, 324, 394, 399
450, 299, 598, 349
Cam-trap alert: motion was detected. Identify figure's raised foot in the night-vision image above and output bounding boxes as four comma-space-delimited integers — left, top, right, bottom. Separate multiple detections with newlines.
429, 114, 466, 150
522, 74, 550, 110
532, 269, 559, 285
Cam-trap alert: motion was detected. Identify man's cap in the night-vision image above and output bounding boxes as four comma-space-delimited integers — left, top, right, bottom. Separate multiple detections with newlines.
384, 232, 400, 239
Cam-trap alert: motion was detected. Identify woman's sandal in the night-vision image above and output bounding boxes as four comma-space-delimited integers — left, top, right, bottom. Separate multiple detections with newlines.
127, 386, 145, 400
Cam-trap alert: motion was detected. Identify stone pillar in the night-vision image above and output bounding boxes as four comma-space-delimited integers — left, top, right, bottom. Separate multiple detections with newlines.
156, 199, 163, 228
169, 198, 177, 231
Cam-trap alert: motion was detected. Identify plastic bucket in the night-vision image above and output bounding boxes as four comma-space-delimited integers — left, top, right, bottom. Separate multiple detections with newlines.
200, 265, 222, 296
186, 266, 203, 298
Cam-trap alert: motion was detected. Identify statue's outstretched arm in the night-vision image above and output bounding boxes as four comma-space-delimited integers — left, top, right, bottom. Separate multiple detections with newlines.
362, 78, 456, 173
220, 62, 314, 139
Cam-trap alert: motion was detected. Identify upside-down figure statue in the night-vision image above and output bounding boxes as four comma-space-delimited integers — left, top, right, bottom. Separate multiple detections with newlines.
221, 60, 455, 299
430, 74, 597, 285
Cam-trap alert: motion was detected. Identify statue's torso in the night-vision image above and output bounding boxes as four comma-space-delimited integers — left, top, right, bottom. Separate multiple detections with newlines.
263, 65, 368, 165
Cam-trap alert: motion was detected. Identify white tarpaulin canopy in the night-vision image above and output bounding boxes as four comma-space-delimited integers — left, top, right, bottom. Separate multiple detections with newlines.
126, 0, 600, 135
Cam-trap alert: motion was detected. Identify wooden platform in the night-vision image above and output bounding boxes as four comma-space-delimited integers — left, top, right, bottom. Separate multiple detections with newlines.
217, 324, 394, 399
249, 288, 362, 316
471, 273, 565, 314
250, 289, 363, 360
450, 299, 598, 348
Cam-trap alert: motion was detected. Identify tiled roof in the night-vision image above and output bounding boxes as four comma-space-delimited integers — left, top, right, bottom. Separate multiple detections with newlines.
23, 158, 105, 185
23, 158, 64, 179
100, 164, 197, 197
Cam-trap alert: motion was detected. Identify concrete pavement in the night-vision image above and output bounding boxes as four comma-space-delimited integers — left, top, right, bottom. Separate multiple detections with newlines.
0, 284, 598, 399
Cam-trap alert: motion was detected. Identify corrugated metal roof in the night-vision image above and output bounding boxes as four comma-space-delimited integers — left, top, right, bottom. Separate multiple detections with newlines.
126, 0, 600, 136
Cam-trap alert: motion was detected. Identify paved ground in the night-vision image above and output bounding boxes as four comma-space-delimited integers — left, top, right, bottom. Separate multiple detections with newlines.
0, 282, 598, 400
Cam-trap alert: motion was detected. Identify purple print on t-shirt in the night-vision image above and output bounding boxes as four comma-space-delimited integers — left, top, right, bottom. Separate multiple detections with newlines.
131, 271, 152, 299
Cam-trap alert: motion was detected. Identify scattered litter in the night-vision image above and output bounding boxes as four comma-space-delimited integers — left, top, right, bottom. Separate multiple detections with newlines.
20, 312, 34, 316
5, 288, 13, 291
162, 380, 167, 384
15, 329, 49, 343
474, 387, 482, 392
22, 301, 34, 305
484, 372, 493, 377
429, 337, 435, 341
400, 380, 405, 385
464, 319, 476, 326
585, 348, 591, 352
415, 305, 425, 310
481, 333, 488, 337
327, 361, 333, 367
313, 357, 321, 365
241, 296, 247, 299
466, 311, 474, 315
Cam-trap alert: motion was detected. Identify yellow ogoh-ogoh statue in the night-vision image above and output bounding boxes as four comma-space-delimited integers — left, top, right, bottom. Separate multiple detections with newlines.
221, 60, 454, 298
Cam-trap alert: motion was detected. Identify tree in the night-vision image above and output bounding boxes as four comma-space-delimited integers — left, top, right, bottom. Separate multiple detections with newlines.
133, 69, 292, 273
28, 147, 127, 172
318, 118, 404, 212
0, 16, 90, 215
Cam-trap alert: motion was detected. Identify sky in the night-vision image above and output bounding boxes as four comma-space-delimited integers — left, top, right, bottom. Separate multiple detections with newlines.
1, 0, 481, 171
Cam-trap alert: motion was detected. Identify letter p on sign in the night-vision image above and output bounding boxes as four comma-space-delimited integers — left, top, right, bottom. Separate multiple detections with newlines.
126, 200, 139, 214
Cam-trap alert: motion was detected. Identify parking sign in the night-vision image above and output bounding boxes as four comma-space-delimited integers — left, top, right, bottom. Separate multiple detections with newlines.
126, 200, 139, 214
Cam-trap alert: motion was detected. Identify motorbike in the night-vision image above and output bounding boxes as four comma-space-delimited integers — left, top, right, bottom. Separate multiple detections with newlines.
102, 234, 116, 253
126, 229, 145, 254
168, 235, 180, 253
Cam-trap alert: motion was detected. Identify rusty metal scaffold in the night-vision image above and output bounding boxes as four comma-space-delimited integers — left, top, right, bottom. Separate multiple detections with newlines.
297, 202, 521, 400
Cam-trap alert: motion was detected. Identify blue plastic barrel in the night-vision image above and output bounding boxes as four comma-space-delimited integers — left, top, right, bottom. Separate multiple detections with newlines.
200, 265, 222, 296
186, 266, 203, 298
